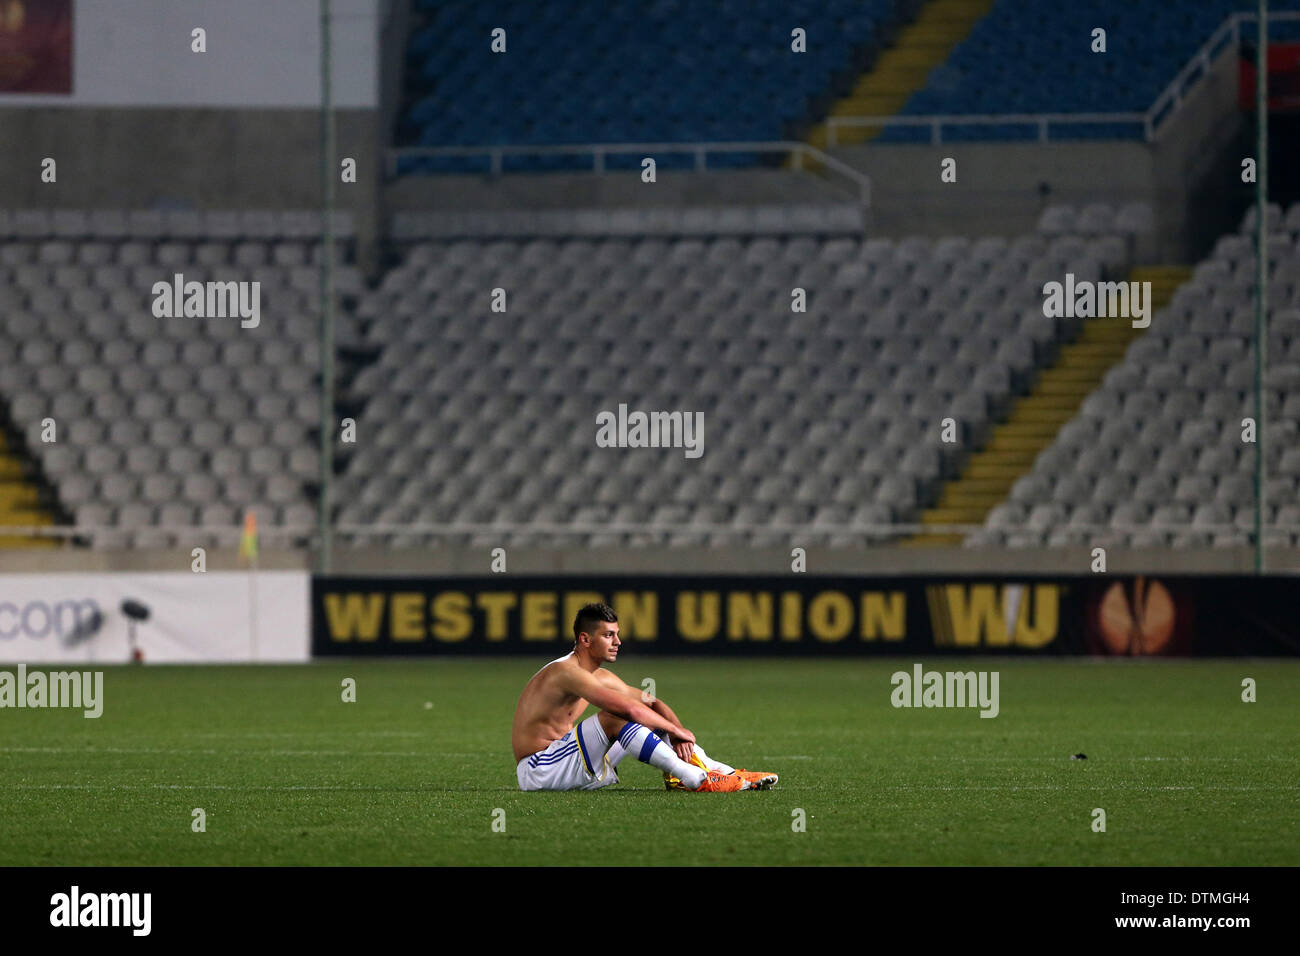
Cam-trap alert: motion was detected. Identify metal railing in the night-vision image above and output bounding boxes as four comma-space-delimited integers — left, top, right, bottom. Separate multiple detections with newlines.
826, 111, 1147, 146
386, 139, 871, 205
386, 11, 1300, 179
4, 523, 1298, 545
826, 10, 1300, 145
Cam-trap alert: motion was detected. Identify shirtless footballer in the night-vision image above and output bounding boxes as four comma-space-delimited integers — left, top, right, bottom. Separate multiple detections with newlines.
511, 602, 778, 792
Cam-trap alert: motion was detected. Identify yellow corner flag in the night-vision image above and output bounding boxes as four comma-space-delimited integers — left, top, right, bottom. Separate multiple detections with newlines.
238, 509, 259, 564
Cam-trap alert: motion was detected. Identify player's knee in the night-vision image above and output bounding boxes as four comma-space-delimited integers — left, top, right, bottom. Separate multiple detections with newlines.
596, 710, 627, 739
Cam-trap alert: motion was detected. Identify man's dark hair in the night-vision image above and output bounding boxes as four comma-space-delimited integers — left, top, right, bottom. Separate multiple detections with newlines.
573, 602, 618, 641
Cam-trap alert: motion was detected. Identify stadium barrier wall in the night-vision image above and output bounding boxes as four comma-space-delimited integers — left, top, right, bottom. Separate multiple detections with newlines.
312, 575, 1299, 657
0, 572, 310, 664
10, 545, 1300, 575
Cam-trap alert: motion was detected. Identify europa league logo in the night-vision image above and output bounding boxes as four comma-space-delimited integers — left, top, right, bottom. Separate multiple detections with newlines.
1097, 576, 1175, 655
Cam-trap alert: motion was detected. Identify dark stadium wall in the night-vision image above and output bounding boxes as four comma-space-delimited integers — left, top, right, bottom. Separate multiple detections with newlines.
0, 105, 381, 247
1187, 118, 1256, 264
1266, 113, 1300, 209
382, 166, 854, 218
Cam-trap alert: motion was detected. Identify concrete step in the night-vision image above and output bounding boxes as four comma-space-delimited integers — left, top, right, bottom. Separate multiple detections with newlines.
880, 45, 953, 67
842, 70, 933, 96
0, 509, 53, 526
833, 91, 914, 114
899, 534, 964, 547
936, 491, 1007, 509
946, 476, 1018, 494
1057, 342, 1130, 360
0, 484, 40, 508
0, 536, 58, 549
1032, 379, 1097, 397
807, 0, 993, 159
984, 434, 1055, 452
968, 449, 1040, 467
991, 418, 1065, 434
903, 22, 976, 43
920, 507, 987, 524
964, 462, 1032, 480
1038, 364, 1107, 381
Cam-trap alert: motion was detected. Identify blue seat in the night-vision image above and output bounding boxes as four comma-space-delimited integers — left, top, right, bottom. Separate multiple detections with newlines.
395, 0, 907, 172
892, 0, 1300, 141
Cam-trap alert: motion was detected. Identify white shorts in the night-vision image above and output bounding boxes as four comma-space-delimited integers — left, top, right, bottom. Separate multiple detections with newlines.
517, 714, 620, 791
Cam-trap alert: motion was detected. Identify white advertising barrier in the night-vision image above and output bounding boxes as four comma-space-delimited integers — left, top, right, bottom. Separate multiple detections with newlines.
0, 572, 308, 663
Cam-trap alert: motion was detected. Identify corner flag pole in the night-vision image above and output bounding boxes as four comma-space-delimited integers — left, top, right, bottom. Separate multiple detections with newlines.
240, 509, 261, 660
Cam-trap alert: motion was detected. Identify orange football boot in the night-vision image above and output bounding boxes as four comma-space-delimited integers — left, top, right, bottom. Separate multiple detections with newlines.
732, 769, 779, 789
692, 769, 751, 792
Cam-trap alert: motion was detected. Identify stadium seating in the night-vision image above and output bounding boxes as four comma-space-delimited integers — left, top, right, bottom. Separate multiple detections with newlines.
968, 201, 1300, 548
397, 0, 914, 173
882, 0, 1300, 142
0, 209, 360, 549
331, 225, 1130, 548
6, 198, 1297, 552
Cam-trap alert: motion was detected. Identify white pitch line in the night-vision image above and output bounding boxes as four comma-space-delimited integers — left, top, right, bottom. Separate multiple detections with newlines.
0, 784, 487, 792
0, 747, 473, 758
3, 783, 1297, 793
876, 785, 1300, 791
905, 755, 1280, 762
187, 731, 429, 739
878, 730, 1233, 736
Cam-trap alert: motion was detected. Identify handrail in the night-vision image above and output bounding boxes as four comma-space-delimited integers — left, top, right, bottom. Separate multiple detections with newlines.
1142, 12, 1244, 136
384, 9, 1300, 177
825, 10, 1300, 145
825, 111, 1146, 146
386, 140, 871, 206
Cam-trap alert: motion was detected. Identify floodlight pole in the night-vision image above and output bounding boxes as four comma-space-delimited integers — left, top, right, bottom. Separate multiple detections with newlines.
1254, 0, 1269, 574
319, 0, 337, 574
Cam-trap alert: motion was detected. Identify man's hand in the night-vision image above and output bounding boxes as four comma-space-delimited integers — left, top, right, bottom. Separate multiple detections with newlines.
665, 728, 695, 764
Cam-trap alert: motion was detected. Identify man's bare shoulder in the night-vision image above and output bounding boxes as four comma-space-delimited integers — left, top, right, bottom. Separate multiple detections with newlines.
526, 652, 581, 687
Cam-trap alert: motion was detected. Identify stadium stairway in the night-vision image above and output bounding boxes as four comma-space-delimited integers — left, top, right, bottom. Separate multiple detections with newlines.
800, 0, 994, 151
904, 264, 1193, 546
0, 428, 57, 549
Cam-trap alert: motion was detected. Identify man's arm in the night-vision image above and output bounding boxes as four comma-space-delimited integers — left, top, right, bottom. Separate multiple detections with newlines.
598, 671, 695, 763
559, 668, 693, 745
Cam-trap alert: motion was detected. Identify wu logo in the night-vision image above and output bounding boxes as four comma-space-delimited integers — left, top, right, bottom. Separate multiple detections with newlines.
925, 583, 1060, 648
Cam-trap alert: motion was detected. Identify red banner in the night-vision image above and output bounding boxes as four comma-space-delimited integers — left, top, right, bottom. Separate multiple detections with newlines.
1240, 42, 1300, 112
0, 0, 72, 94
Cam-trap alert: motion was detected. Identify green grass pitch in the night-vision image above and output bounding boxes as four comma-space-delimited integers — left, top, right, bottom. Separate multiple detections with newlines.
1, 658, 1296, 866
